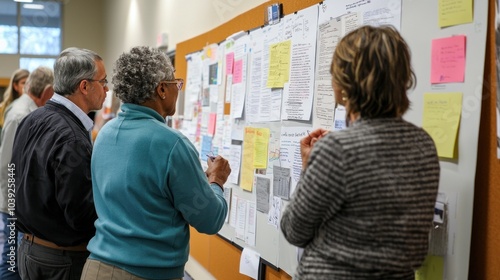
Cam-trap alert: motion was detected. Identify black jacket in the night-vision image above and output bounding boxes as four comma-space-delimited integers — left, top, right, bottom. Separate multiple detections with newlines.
11, 100, 97, 246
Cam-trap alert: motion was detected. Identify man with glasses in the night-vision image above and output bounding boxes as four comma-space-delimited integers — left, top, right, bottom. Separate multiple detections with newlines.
11, 47, 108, 280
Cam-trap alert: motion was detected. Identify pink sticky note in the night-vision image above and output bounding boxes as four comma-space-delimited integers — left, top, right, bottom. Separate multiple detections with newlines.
431, 35, 466, 84
226, 53, 234, 75
208, 113, 217, 136
233, 59, 243, 84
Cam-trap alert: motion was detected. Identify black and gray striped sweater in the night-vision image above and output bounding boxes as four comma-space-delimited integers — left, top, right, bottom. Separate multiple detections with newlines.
281, 118, 440, 280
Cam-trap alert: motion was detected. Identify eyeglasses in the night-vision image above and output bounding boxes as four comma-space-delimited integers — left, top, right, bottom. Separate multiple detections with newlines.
87, 78, 108, 88
163, 78, 184, 90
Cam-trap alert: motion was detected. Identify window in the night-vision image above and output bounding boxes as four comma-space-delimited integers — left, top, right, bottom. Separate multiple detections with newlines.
0, 0, 18, 54
0, 0, 62, 71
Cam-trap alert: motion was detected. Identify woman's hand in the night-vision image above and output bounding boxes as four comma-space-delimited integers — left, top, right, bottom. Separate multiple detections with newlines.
300, 128, 329, 170
205, 155, 231, 190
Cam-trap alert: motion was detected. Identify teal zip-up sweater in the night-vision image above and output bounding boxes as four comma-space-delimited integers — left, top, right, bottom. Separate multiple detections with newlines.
87, 103, 227, 279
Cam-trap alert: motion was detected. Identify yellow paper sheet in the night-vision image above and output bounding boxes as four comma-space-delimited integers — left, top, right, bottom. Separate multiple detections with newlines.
422, 92, 463, 159
438, 0, 473, 27
267, 40, 291, 88
254, 128, 270, 169
415, 255, 444, 280
240, 127, 256, 191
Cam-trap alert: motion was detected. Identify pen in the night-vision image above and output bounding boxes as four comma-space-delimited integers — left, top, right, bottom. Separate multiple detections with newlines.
206, 154, 216, 161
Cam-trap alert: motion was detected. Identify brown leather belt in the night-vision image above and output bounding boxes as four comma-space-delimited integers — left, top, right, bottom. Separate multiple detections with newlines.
24, 233, 88, 251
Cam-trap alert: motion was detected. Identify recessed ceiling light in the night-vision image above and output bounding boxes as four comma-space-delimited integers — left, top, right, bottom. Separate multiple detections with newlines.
23, 3, 44, 9
14, 0, 34, 3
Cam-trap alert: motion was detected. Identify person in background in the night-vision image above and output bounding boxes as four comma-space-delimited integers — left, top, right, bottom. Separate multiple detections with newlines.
0, 69, 29, 134
0, 66, 54, 280
280, 25, 440, 280
11, 48, 108, 280
81, 46, 230, 280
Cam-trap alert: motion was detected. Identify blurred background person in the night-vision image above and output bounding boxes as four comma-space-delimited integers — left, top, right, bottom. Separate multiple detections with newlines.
81, 46, 230, 280
0, 69, 29, 134
281, 25, 440, 280
0, 66, 54, 280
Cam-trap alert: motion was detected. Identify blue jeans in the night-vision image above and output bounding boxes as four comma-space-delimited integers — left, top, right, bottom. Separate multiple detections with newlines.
0, 212, 21, 280
18, 238, 89, 280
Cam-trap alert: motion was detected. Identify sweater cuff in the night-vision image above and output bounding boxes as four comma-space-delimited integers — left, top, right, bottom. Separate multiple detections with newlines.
210, 182, 224, 193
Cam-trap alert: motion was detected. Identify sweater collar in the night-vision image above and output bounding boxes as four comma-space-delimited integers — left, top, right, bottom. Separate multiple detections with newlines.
119, 103, 166, 123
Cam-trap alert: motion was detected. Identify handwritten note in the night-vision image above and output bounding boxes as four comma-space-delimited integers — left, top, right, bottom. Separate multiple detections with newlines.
254, 128, 270, 169
267, 196, 282, 229
431, 35, 466, 84
422, 92, 463, 159
438, 0, 473, 27
265, 123, 282, 175
284, 5, 319, 121
239, 247, 260, 279
226, 52, 234, 75
280, 127, 310, 194
233, 59, 243, 84
228, 144, 242, 185
267, 40, 291, 88
313, 18, 341, 129
241, 127, 256, 191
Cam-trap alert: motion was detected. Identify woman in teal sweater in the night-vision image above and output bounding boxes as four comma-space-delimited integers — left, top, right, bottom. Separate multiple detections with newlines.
82, 46, 230, 280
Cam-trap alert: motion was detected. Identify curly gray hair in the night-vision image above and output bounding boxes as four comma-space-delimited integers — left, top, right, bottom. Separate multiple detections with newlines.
113, 46, 174, 104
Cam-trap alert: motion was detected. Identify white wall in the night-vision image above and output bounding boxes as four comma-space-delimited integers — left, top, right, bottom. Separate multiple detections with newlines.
63, 0, 105, 56
102, 0, 267, 76
1, 0, 267, 79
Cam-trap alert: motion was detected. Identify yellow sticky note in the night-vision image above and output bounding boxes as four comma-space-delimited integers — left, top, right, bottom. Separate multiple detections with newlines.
267, 40, 291, 88
415, 255, 444, 280
240, 127, 256, 191
422, 92, 462, 159
254, 128, 270, 169
438, 0, 473, 27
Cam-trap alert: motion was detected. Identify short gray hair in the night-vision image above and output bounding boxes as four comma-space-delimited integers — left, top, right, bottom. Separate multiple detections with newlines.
26, 66, 54, 98
53, 47, 102, 96
113, 46, 174, 104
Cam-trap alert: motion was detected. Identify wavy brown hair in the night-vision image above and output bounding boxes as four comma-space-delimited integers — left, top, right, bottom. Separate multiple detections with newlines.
0, 69, 29, 127
331, 25, 416, 118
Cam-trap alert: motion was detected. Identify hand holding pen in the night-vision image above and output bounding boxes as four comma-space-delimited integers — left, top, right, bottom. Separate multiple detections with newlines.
300, 128, 329, 170
205, 155, 231, 190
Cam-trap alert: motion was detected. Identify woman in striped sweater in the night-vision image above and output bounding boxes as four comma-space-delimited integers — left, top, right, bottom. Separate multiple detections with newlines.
280, 25, 440, 280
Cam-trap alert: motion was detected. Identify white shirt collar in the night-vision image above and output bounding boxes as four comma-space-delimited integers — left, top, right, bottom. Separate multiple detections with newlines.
50, 93, 94, 132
